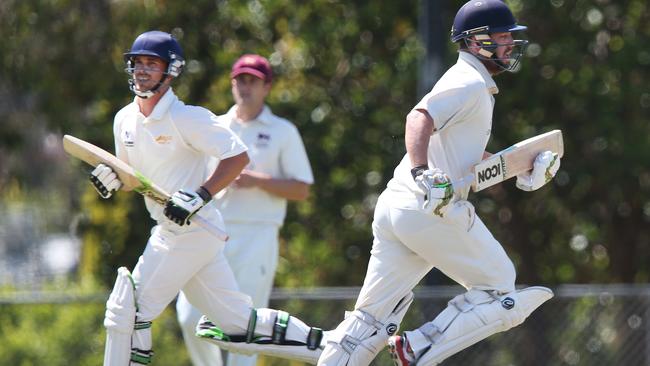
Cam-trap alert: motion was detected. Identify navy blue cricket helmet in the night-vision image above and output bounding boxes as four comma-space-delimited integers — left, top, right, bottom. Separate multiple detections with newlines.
451, 0, 529, 72
124, 31, 186, 98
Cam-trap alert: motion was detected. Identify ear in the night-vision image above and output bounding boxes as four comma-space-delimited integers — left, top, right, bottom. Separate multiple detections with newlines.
464, 36, 480, 52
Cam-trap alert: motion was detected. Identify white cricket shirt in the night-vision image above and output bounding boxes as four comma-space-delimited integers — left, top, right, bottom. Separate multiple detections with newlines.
113, 88, 248, 225
214, 105, 313, 226
386, 51, 498, 208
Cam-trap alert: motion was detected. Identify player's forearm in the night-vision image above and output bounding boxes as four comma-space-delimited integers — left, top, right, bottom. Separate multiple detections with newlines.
405, 109, 434, 168
202, 152, 250, 196
254, 177, 311, 201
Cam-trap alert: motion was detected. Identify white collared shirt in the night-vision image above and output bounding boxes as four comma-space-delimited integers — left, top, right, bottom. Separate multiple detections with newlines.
214, 105, 313, 226
387, 51, 498, 206
113, 88, 248, 224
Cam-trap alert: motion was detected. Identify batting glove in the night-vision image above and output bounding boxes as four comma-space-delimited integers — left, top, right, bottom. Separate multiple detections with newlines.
163, 186, 212, 226
90, 163, 123, 199
516, 150, 561, 191
412, 166, 454, 218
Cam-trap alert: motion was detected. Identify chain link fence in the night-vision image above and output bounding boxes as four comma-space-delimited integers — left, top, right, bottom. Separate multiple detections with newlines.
1, 284, 648, 365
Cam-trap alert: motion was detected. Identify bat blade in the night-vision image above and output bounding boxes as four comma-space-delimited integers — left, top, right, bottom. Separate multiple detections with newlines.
472, 130, 564, 192
62, 134, 228, 241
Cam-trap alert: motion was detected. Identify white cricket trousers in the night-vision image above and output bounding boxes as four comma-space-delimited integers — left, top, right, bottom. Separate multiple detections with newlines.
177, 223, 279, 366
354, 191, 517, 320
132, 224, 253, 342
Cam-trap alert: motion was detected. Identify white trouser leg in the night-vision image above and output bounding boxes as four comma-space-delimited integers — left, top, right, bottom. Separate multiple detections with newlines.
389, 200, 517, 293
118, 224, 252, 365
176, 223, 279, 366
224, 223, 279, 366
176, 292, 223, 366
318, 194, 432, 366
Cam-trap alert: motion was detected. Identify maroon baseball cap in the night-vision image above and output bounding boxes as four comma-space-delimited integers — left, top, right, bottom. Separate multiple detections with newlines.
231, 54, 272, 82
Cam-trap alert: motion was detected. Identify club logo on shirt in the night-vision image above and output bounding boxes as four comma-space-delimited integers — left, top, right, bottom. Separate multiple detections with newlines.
154, 135, 173, 144
255, 132, 271, 148
122, 130, 135, 147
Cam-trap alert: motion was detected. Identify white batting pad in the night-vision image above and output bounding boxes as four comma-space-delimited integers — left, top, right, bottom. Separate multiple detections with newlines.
103, 267, 137, 366
318, 292, 414, 366
408, 287, 553, 365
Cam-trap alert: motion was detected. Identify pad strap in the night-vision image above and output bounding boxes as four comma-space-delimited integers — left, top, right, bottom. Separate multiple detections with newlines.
246, 308, 258, 343
350, 309, 383, 331
306, 327, 324, 350
272, 311, 290, 344
134, 321, 152, 330
131, 349, 154, 364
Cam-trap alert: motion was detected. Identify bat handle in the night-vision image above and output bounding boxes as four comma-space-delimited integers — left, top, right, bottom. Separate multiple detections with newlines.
193, 214, 229, 241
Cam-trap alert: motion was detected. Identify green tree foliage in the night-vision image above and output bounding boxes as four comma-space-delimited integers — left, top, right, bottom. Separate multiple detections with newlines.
1, 0, 650, 364
1, 0, 648, 291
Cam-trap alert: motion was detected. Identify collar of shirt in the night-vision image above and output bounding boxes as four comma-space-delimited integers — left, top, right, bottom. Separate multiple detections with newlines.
135, 88, 177, 123
458, 51, 499, 95
226, 104, 274, 126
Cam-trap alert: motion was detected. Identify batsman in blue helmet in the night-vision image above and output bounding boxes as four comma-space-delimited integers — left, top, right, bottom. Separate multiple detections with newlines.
123, 30, 185, 98
94, 30, 326, 366
451, 0, 529, 73
317, 1, 560, 365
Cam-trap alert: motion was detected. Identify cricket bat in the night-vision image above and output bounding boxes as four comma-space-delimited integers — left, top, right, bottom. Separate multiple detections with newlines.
471, 129, 564, 192
62, 134, 228, 241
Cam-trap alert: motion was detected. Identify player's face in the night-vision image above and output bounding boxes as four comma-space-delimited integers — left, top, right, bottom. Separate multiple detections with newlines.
132, 56, 167, 92
491, 32, 515, 64
232, 74, 270, 108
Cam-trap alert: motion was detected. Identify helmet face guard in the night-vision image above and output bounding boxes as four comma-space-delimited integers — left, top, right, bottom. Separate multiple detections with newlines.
461, 27, 529, 72
451, 0, 529, 73
123, 31, 186, 98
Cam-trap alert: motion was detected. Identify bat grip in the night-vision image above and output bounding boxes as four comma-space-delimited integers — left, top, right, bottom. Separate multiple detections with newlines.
193, 214, 229, 241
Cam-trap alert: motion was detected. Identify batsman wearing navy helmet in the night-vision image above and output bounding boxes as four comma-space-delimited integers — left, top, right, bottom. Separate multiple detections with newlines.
95, 31, 325, 366
318, 1, 560, 365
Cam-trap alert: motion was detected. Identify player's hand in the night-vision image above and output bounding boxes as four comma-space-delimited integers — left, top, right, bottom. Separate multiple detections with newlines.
232, 170, 266, 188
516, 151, 560, 191
413, 168, 454, 217
90, 163, 123, 199
164, 187, 212, 226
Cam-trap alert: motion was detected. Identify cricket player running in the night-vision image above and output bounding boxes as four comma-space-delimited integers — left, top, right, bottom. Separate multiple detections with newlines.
92, 31, 323, 366
176, 54, 314, 366
317, 1, 560, 365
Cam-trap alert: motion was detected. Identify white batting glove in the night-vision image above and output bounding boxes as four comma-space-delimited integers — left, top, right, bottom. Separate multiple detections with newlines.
516, 151, 561, 191
412, 167, 454, 218
163, 187, 212, 226
90, 163, 122, 199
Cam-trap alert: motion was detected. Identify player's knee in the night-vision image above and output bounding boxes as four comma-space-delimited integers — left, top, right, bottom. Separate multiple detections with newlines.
104, 267, 137, 334
482, 257, 517, 294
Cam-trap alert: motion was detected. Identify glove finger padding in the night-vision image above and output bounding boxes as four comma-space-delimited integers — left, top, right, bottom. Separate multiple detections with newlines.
163, 189, 209, 226
90, 163, 123, 199
415, 169, 454, 218
516, 151, 560, 191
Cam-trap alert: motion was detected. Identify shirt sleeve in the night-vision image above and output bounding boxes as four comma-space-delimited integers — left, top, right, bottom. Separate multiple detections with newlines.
178, 107, 248, 159
413, 83, 482, 132
279, 124, 314, 184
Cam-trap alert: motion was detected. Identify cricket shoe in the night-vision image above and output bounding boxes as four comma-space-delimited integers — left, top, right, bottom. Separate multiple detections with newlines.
388, 335, 417, 366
